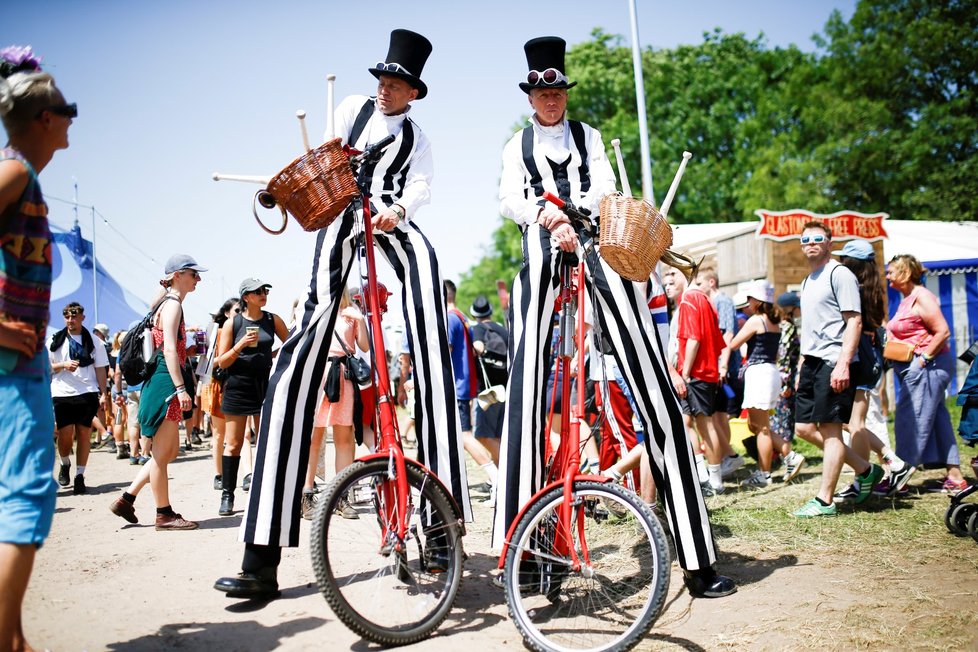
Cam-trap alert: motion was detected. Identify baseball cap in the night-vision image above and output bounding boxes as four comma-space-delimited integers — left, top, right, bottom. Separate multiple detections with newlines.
831, 240, 875, 260
164, 254, 208, 275
239, 277, 272, 295
733, 291, 749, 309
93, 323, 109, 337
777, 291, 800, 308
745, 280, 774, 304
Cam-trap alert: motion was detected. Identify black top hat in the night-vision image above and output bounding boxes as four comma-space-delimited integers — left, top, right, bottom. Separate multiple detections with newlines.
368, 29, 432, 100
519, 36, 577, 94
470, 295, 493, 318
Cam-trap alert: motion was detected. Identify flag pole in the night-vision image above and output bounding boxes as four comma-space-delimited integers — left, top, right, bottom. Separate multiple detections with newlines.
627, 0, 654, 205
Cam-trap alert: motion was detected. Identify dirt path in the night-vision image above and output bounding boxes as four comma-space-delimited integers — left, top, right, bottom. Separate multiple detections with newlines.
23, 441, 978, 651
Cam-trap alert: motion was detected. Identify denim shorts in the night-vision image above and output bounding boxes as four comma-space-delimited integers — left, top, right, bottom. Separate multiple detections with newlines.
0, 373, 58, 546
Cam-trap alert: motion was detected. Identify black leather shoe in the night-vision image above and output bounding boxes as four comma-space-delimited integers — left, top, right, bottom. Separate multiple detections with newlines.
219, 491, 234, 516
214, 571, 280, 600
683, 567, 737, 598
424, 540, 450, 573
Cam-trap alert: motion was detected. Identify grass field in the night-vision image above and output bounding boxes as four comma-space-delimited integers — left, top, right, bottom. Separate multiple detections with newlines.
698, 397, 978, 649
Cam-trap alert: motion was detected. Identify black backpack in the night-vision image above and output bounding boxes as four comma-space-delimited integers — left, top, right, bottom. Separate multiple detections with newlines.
118, 296, 176, 385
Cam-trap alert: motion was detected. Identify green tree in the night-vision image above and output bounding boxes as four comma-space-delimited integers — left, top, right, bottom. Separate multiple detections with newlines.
461, 2, 978, 291
812, 0, 978, 219
568, 29, 812, 222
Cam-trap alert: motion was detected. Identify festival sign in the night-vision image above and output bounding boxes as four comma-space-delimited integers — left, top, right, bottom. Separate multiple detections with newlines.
754, 209, 888, 241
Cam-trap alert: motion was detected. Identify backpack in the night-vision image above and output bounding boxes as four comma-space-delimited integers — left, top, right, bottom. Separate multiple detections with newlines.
118, 296, 177, 385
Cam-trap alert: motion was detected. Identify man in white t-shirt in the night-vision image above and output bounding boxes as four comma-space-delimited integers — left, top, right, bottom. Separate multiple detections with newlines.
48, 302, 109, 494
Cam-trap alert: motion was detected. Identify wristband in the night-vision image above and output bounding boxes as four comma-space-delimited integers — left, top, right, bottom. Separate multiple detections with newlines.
391, 204, 405, 221
921, 352, 934, 362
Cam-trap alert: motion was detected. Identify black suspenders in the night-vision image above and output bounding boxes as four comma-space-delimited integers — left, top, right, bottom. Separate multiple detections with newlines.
520, 120, 591, 203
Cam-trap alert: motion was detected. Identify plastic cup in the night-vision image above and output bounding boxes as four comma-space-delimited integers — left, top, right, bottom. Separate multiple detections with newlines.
245, 326, 259, 347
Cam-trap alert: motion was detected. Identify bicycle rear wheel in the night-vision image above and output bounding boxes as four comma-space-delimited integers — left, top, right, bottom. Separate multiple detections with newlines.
311, 458, 463, 646
503, 481, 670, 652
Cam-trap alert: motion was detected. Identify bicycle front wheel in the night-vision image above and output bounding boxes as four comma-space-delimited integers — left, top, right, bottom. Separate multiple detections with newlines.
311, 458, 463, 646
503, 481, 670, 652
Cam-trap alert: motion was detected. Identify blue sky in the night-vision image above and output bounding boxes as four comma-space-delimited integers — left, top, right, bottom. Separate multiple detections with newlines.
3, 0, 856, 329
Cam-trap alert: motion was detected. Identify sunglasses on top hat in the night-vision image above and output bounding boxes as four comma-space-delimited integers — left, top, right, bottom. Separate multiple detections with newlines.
527, 68, 569, 86
374, 62, 413, 76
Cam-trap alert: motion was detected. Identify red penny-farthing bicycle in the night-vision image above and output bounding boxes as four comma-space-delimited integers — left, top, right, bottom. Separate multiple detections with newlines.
287, 136, 466, 646
498, 192, 670, 652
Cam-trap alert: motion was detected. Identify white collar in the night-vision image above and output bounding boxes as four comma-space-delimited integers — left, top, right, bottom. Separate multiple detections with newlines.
530, 113, 567, 135
374, 101, 412, 124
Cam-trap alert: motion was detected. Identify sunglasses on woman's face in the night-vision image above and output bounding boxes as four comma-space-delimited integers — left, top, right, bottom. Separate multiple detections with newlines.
181, 269, 201, 281
37, 102, 78, 119
250, 288, 269, 296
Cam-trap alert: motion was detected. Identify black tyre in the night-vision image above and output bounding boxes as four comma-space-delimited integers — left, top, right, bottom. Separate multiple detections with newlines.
311, 458, 463, 646
503, 481, 670, 652
946, 503, 978, 537
967, 510, 978, 543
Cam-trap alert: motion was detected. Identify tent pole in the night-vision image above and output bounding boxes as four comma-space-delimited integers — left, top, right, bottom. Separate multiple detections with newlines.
91, 205, 99, 325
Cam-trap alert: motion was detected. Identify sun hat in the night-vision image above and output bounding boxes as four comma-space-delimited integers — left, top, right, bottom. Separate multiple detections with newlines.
745, 280, 774, 304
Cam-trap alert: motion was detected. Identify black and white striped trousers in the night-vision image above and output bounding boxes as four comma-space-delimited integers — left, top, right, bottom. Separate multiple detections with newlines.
492, 223, 717, 571
240, 207, 472, 547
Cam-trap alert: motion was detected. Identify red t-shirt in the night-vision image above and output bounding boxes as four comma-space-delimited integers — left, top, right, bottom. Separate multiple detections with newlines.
676, 287, 726, 383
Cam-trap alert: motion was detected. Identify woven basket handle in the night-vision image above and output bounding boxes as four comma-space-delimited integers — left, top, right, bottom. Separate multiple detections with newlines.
253, 190, 288, 235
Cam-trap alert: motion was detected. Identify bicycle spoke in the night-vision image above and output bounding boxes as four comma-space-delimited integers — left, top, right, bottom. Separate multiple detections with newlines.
311, 460, 463, 646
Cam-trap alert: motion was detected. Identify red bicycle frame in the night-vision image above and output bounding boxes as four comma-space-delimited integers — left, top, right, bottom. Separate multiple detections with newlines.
339, 139, 413, 553
498, 192, 611, 572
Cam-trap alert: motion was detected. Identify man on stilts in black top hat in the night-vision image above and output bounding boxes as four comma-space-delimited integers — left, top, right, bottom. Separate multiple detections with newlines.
494, 35, 735, 598
215, 28, 471, 600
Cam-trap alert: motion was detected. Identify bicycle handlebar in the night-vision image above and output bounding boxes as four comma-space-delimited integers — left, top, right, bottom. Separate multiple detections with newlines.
541, 192, 591, 223
349, 134, 396, 167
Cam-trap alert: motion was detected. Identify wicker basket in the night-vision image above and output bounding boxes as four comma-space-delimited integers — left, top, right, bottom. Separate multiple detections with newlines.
265, 138, 359, 232
598, 194, 673, 282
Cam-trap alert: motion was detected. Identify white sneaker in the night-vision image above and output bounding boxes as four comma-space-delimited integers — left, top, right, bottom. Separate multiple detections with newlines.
740, 469, 772, 489
720, 455, 745, 479
782, 451, 806, 483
